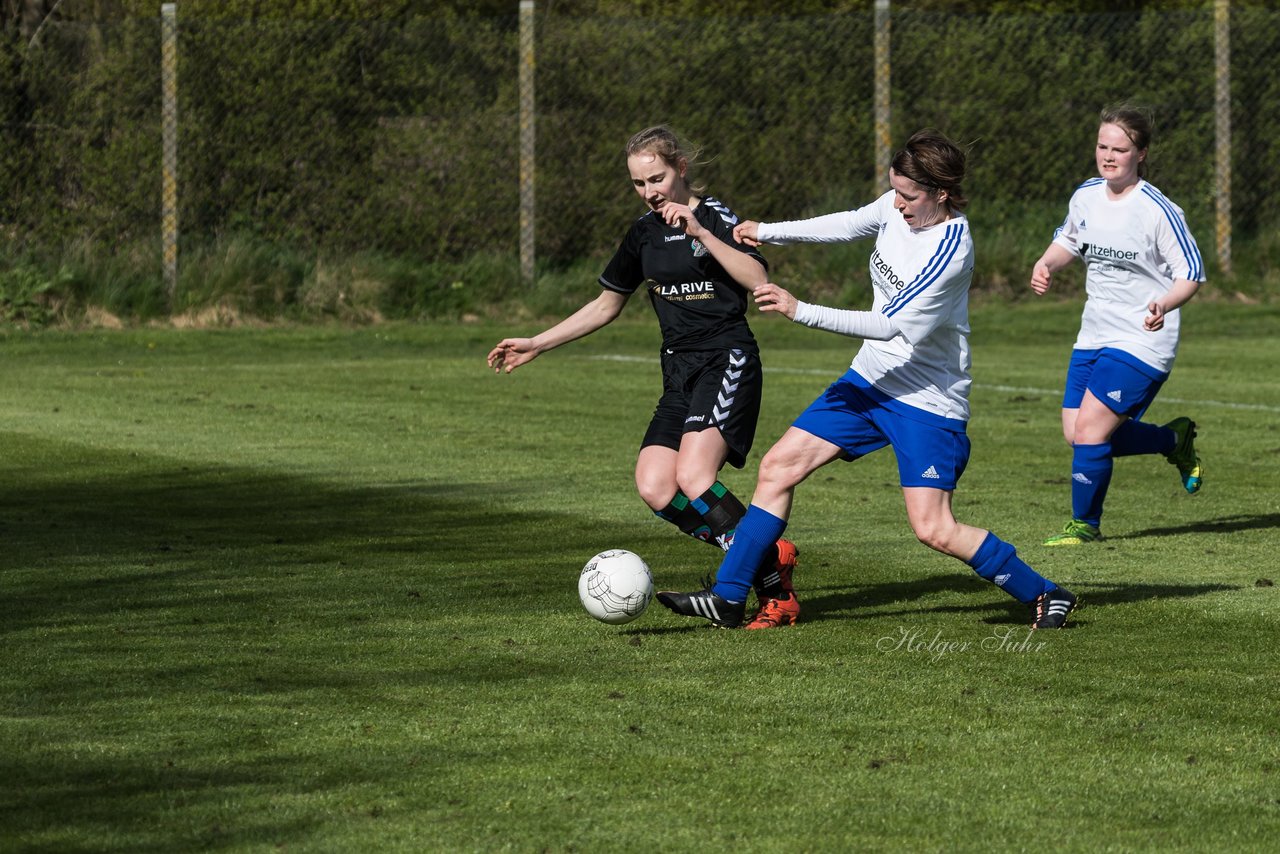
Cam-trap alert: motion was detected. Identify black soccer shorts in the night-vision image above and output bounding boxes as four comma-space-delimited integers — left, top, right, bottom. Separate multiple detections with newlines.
640, 348, 763, 469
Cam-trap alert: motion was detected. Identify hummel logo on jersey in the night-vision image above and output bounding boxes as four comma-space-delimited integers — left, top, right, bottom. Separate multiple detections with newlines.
1073, 472, 1092, 485
664, 233, 687, 242
1107, 389, 1123, 403
921, 465, 940, 480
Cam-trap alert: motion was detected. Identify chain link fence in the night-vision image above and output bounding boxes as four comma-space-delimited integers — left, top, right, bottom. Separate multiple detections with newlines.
2, 5, 1278, 304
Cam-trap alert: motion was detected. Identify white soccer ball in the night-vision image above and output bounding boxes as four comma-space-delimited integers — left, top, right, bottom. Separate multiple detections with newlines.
579, 549, 654, 625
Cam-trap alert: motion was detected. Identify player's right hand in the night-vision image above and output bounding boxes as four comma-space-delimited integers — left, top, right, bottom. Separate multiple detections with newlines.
1029, 260, 1053, 295
733, 220, 762, 247
487, 338, 538, 374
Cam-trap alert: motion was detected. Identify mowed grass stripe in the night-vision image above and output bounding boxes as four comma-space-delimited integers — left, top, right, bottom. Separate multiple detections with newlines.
1, 302, 1278, 851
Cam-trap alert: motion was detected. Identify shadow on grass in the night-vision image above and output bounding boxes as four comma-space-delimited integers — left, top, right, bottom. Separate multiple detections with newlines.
796, 573, 1238, 626
1108, 513, 1280, 540
0, 435, 677, 634
6, 754, 326, 854
1, 436, 681, 848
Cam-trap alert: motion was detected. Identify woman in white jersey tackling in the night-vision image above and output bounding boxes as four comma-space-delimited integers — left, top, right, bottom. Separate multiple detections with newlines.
1031, 105, 1205, 547
657, 129, 1077, 630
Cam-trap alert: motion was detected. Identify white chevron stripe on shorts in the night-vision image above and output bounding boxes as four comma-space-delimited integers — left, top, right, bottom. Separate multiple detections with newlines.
712, 350, 745, 425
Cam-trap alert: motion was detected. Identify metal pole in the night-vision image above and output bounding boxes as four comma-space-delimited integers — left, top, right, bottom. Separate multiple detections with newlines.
161, 3, 178, 302
519, 0, 536, 285
874, 0, 891, 195
1214, 0, 1231, 275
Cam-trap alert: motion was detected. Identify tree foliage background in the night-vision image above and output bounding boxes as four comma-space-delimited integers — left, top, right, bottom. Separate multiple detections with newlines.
2, 0, 1277, 313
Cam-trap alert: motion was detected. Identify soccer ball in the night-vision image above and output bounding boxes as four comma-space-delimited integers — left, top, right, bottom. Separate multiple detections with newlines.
579, 549, 654, 625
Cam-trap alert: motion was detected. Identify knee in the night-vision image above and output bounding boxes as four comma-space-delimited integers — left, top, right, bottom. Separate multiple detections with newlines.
912, 518, 959, 555
673, 464, 717, 503
757, 448, 802, 491
635, 473, 674, 512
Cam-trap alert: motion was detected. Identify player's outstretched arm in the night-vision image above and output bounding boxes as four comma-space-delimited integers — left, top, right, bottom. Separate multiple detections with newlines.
487, 289, 629, 374
759, 281, 898, 341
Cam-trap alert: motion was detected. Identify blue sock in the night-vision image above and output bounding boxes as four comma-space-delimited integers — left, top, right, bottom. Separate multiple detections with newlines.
1110, 420, 1175, 458
1071, 442, 1113, 527
711, 504, 786, 602
967, 532, 1055, 604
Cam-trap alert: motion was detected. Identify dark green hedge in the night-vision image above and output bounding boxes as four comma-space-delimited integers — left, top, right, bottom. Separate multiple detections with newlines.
2, 7, 1276, 286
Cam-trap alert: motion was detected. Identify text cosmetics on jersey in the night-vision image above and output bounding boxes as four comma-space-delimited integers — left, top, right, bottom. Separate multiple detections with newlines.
647, 278, 718, 302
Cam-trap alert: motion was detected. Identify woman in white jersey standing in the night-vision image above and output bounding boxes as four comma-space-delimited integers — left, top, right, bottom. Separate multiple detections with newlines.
488, 126, 799, 628
1030, 105, 1205, 546
657, 129, 1077, 630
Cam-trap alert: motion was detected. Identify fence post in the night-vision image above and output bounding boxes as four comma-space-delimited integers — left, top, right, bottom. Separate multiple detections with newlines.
874, 0, 891, 195
1214, 0, 1231, 276
519, 0, 536, 285
161, 3, 178, 302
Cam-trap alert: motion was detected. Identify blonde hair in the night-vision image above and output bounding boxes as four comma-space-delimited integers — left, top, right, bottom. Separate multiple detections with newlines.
624, 125, 707, 195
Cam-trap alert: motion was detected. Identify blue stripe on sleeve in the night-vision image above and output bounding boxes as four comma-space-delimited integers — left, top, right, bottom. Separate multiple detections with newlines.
1141, 185, 1203, 280
883, 224, 962, 317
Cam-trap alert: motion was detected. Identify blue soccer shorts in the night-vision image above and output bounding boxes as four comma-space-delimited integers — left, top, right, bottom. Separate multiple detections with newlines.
1062, 348, 1167, 420
792, 371, 970, 490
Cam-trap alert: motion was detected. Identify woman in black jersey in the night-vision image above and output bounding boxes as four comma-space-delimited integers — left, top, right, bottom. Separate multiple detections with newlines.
487, 125, 799, 629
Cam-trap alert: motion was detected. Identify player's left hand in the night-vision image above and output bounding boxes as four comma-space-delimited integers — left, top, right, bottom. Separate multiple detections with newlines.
754, 282, 798, 320
1144, 301, 1166, 331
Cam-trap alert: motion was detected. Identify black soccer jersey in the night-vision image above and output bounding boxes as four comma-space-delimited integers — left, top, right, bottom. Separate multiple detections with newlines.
599, 196, 766, 354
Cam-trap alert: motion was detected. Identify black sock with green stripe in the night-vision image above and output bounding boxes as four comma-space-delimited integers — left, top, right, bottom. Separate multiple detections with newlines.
654, 491, 714, 545
690, 481, 748, 552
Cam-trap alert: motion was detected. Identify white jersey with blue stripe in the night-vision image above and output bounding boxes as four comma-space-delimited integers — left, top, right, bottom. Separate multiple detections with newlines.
758, 191, 974, 423
1052, 178, 1205, 374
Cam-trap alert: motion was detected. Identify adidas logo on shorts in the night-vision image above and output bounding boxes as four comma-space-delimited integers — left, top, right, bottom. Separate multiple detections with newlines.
1107, 389, 1123, 403
921, 465, 940, 480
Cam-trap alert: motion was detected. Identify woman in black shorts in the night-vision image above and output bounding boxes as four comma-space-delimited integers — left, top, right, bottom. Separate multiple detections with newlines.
488, 125, 799, 628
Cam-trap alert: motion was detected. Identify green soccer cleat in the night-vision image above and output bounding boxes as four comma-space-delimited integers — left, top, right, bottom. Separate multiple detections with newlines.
1163, 417, 1202, 494
1043, 519, 1103, 547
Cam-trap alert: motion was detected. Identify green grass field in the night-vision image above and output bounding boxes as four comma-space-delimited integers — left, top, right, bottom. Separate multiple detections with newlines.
3, 301, 1279, 851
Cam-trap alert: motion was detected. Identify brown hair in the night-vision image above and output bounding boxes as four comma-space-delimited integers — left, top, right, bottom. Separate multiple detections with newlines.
1099, 103, 1154, 178
624, 125, 707, 195
891, 129, 968, 211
